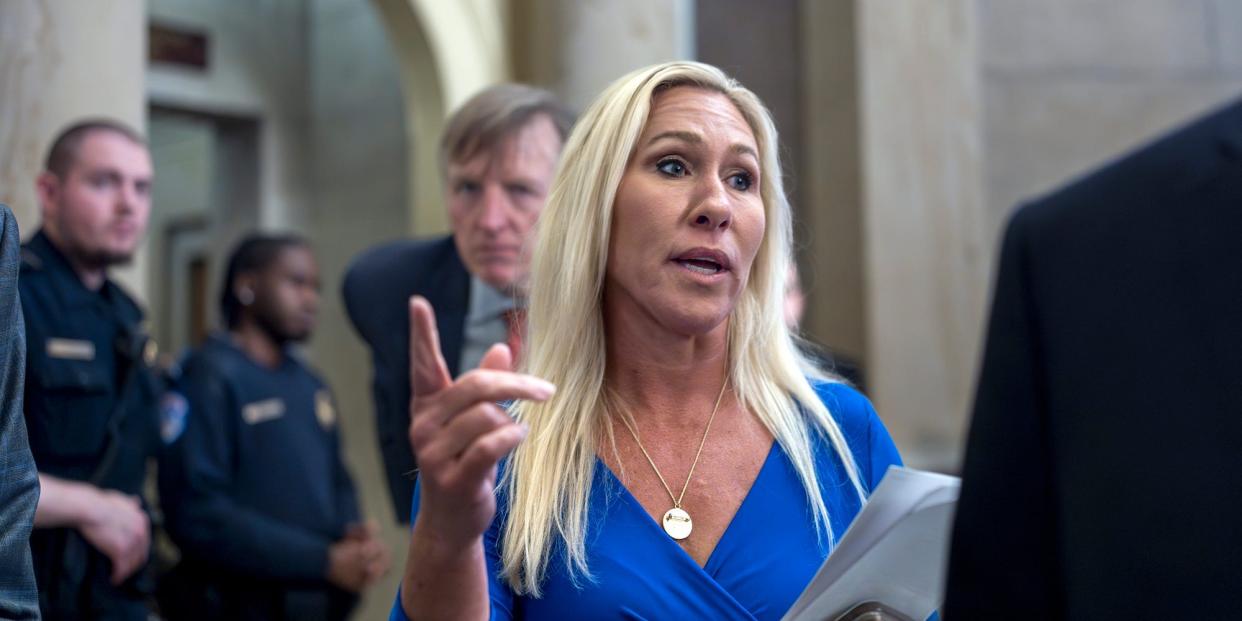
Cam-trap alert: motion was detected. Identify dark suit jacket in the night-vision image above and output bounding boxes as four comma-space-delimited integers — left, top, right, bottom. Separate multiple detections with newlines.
0, 205, 40, 620
341, 236, 471, 523
945, 98, 1242, 619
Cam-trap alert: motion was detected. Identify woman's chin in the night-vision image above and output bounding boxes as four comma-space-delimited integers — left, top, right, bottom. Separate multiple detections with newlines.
656, 305, 733, 338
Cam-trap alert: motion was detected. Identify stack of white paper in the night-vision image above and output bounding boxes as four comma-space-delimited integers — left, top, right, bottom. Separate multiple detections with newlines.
782, 467, 960, 621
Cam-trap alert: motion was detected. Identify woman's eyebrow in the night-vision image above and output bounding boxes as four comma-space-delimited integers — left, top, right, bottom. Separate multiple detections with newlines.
646, 130, 701, 146
647, 130, 758, 160
731, 143, 758, 160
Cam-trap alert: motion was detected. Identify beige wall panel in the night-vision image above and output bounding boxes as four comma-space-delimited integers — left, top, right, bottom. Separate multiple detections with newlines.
1214, 0, 1242, 70
978, 0, 1242, 245
982, 77, 1242, 241
980, 0, 1213, 73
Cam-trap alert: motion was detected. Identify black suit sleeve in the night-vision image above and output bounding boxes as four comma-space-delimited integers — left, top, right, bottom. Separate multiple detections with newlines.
340, 259, 376, 349
342, 250, 418, 522
0, 206, 40, 620
944, 207, 1065, 619
160, 360, 333, 583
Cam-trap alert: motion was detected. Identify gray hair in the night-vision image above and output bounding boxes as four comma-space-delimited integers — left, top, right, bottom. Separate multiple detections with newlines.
438, 83, 575, 175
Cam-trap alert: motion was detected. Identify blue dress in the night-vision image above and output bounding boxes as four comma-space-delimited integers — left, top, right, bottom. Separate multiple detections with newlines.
392, 382, 902, 620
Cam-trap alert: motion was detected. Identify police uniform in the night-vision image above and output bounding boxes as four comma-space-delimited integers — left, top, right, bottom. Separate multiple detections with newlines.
158, 333, 361, 621
20, 230, 163, 620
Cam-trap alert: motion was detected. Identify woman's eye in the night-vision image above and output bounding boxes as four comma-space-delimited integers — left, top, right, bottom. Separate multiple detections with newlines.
728, 172, 754, 191
656, 159, 687, 177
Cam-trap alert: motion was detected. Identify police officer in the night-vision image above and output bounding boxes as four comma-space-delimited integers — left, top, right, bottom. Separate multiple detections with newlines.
22, 119, 162, 620
158, 234, 389, 621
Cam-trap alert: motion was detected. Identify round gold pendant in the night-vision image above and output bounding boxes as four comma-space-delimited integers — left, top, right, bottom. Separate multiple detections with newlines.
662, 507, 693, 540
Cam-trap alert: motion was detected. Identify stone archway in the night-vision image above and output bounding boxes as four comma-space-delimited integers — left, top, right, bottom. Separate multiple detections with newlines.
370, 0, 510, 236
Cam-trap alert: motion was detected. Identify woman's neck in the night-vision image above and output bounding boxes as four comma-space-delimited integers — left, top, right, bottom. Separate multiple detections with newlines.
604, 308, 731, 432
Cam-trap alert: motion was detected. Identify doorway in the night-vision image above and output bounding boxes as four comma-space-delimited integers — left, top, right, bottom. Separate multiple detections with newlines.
147, 106, 260, 359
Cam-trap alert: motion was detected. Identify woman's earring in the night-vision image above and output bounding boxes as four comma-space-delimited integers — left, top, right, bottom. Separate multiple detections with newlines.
238, 288, 255, 306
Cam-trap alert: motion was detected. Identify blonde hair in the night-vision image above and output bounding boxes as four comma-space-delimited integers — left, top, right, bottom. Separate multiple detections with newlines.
501, 61, 867, 596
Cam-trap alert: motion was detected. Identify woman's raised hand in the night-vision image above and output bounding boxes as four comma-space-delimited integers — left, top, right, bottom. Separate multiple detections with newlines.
406, 296, 553, 546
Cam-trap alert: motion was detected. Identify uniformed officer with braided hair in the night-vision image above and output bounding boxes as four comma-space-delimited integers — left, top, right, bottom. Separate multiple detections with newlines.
158, 234, 389, 621
21, 119, 163, 620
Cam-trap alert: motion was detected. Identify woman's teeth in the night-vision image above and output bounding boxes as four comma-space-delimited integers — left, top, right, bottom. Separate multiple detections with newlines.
678, 259, 721, 274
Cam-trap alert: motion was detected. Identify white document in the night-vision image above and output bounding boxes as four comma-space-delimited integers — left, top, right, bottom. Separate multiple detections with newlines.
782, 466, 960, 621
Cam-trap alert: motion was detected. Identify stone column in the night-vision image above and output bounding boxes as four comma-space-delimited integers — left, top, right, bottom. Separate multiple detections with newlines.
0, 0, 148, 299
511, 0, 695, 112
856, 0, 988, 469
373, 0, 510, 237
798, 0, 867, 364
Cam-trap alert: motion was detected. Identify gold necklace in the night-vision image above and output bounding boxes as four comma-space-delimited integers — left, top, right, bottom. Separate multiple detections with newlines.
615, 378, 729, 540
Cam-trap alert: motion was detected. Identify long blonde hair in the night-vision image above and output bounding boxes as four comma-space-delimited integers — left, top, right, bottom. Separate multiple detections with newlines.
501, 61, 867, 596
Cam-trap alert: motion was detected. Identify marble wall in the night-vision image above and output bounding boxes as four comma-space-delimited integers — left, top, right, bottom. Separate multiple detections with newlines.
0, 0, 148, 298
979, 0, 1242, 251
857, 1, 988, 470
512, 0, 695, 112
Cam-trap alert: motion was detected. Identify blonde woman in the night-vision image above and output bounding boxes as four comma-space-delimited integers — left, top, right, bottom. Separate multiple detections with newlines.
393, 61, 903, 620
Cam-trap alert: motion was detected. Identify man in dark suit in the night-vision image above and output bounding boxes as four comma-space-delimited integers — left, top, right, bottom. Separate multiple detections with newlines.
0, 204, 40, 620
945, 98, 1242, 619
343, 84, 573, 522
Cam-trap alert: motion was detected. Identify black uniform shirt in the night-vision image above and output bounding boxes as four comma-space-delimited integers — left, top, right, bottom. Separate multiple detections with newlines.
159, 333, 361, 583
19, 230, 161, 494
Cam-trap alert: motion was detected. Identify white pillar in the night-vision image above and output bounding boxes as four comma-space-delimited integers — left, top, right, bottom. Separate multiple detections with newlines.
0, 0, 148, 300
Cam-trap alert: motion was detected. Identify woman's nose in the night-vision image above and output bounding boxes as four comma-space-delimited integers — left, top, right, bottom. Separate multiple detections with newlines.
690, 180, 732, 231
693, 213, 729, 229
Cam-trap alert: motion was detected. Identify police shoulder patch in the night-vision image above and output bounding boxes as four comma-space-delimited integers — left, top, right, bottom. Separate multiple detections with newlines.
315, 390, 336, 430
160, 391, 190, 444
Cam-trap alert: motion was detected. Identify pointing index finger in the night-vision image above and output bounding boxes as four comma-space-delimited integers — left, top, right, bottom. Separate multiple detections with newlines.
409, 296, 452, 397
